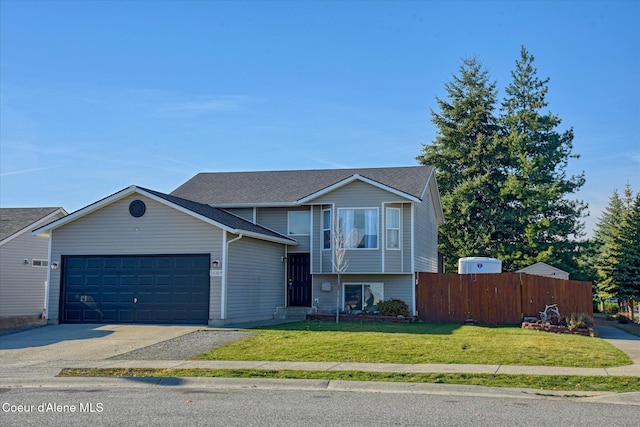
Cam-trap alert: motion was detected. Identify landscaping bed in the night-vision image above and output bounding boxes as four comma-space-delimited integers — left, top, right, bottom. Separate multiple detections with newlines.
521, 321, 596, 337
306, 313, 412, 323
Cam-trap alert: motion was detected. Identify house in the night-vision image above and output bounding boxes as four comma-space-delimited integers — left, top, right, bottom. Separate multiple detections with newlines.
0, 207, 68, 327
33, 166, 444, 326
516, 262, 570, 280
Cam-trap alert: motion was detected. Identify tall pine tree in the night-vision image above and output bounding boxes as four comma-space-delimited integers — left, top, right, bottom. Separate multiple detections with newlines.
596, 185, 640, 301
593, 189, 626, 299
499, 47, 587, 272
416, 57, 507, 272
418, 48, 587, 273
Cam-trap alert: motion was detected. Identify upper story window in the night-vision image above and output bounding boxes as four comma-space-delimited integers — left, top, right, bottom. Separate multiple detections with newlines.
288, 211, 310, 235
322, 209, 331, 250
386, 207, 401, 250
338, 208, 378, 249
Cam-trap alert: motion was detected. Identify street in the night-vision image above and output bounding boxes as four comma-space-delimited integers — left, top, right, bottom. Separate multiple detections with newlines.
1, 384, 638, 427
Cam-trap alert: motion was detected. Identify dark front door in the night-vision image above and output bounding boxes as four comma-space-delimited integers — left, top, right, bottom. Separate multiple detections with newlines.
287, 253, 311, 307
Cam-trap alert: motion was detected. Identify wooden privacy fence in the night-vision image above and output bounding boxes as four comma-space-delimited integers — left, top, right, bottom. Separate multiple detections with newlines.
415, 272, 593, 325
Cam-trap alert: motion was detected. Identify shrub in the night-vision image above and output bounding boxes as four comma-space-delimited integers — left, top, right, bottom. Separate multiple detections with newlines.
377, 299, 409, 317
565, 313, 594, 330
604, 300, 619, 315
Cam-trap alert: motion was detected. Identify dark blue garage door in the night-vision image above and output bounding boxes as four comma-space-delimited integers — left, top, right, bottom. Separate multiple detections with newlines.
62, 255, 210, 324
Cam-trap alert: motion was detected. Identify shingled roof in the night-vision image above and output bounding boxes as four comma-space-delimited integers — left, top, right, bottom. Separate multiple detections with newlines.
138, 187, 296, 244
0, 207, 66, 242
171, 166, 435, 205
32, 187, 296, 245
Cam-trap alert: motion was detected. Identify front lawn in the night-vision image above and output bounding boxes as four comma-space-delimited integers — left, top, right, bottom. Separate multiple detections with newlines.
195, 321, 630, 368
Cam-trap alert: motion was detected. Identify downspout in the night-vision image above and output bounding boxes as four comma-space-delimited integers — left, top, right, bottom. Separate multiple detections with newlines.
43, 231, 52, 322
221, 231, 243, 320
411, 203, 416, 317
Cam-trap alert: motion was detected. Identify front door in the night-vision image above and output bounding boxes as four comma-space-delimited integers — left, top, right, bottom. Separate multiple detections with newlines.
287, 253, 311, 307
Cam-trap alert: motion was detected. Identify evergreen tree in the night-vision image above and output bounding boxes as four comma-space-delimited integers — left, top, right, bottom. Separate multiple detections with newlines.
499, 47, 587, 272
617, 191, 640, 300
416, 57, 506, 272
593, 189, 625, 299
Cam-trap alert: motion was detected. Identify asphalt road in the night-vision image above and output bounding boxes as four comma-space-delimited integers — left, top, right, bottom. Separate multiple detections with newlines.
1, 384, 638, 427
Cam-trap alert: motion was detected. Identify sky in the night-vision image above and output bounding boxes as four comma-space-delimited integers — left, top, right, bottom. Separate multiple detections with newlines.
1, 0, 638, 238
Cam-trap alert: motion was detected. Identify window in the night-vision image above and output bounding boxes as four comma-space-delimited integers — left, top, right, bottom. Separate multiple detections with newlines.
338, 208, 378, 249
288, 211, 310, 235
343, 283, 383, 313
322, 209, 331, 250
386, 207, 400, 250
32, 259, 48, 267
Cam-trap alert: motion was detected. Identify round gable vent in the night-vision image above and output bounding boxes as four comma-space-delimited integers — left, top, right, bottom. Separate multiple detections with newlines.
129, 200, 146, 217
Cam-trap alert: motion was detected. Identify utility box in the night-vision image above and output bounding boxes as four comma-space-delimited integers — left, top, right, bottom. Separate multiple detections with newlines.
458, 257, 502, 274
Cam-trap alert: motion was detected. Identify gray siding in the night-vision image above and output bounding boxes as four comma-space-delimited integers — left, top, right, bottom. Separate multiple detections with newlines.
256, 207, 311, 252
225, 235, 286, 324
311, 274, 414, 314
414, 187, 439, 272
0, 230, 54, 316
222, 208, 255, 223
48, 194, 223, 323
311, 181, 410, 274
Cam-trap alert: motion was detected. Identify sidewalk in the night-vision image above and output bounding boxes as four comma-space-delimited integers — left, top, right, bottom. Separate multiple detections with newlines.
2, 325, 638, 382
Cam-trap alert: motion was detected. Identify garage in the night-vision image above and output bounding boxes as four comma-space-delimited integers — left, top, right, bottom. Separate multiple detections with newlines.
61, 254, 210, 324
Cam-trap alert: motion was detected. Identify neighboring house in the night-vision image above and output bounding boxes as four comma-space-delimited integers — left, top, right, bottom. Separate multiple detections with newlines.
516, 262, 570, 280
0, 207, 68, 325
34, 166, 444, 326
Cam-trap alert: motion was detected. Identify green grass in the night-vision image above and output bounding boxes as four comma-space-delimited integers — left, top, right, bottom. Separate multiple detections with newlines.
194, 321, 630, 368
58, 367, 640, 394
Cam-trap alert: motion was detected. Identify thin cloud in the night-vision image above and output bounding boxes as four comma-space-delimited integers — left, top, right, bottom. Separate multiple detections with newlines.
0, 165, 60, 177
157, 95, 260, 116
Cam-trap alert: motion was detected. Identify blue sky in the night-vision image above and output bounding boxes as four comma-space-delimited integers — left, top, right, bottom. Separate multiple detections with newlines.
1, 0, 638, 238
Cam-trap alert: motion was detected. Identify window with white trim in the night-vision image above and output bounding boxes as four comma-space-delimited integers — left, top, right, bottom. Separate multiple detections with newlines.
322, 209, 331, 250
343, 283, 383, 313
32, 259, 48, 267
338, 208, 378, 249
386, 207, 400, 250
288, 211, 310, 235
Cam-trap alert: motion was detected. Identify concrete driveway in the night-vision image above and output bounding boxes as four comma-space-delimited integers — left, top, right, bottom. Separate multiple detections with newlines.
0, 324, 202, 379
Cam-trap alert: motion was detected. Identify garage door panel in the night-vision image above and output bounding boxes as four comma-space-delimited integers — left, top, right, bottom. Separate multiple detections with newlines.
62, 255, 210, 324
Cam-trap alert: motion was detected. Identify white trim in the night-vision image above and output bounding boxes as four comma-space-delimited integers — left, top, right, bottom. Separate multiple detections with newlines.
44, 231, 52, 321
337, 207, 380, 250
321, 208, 331, 251
221, 231, 228, 320
385, 206, 401, 251
31, 186, 296, 246
411, 204, 416, 316
297, 174, 421, 204
221, 232, 243, 320
309, 207, 314, 272
287, 210, 311, 236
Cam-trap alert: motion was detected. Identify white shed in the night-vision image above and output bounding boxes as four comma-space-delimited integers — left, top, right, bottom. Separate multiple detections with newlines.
516, 262, 569, 280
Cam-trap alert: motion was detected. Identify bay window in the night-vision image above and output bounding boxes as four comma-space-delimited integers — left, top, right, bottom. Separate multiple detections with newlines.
338, 208, 378, 249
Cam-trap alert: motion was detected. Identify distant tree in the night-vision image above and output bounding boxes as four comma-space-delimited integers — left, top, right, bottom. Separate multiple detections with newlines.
499, 47, 587, 272
595, 185, 640, 307
592, 189, 625, 305
416, 57, 507, 272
